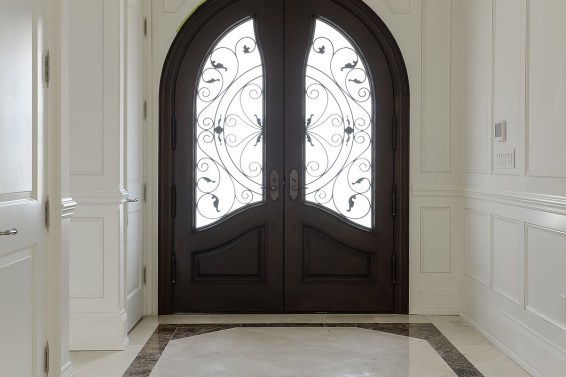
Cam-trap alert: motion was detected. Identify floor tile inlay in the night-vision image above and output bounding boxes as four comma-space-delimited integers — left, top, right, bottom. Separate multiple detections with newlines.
122, 323, 483, 377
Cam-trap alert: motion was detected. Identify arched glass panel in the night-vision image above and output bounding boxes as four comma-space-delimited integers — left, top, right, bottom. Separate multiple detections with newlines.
195, 19, 265, 229
304, 19, 374, 229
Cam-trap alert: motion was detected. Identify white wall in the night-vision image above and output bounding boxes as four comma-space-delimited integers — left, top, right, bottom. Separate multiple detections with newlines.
461, 0, 566, 375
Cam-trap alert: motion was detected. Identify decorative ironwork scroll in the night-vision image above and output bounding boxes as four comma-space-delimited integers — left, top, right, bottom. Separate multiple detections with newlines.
195, 19, 264, 229
304, 19, 374, 229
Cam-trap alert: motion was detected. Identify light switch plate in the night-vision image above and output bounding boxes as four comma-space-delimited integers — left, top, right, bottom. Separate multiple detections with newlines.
505, 149, 515, 169
495, 149, 506, 169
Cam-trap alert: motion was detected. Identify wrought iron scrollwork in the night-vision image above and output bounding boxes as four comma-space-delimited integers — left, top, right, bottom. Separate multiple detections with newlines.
195, 19, 265, 229
304, 19, 374, 229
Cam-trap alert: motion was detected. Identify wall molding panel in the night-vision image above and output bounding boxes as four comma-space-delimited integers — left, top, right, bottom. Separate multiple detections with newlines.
526, 0, 566, 179
421, 0, 452, 173
464, 209, 490, 287
491, 215, 521, 304
465, 0, 492, 174
525, 224, 566, 329
420, 207, 451, 273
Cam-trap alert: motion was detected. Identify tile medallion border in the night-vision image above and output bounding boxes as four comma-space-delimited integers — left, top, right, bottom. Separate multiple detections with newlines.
123, 323, 483, 377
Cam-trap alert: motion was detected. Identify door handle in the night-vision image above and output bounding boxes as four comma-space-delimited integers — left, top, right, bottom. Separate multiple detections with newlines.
0, 228, 18, 236
269, 169, 280, 201
127, 198, 139, 203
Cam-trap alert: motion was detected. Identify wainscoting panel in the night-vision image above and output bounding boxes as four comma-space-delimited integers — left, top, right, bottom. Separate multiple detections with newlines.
525, 224, 566, 327
420, 207, 451, 273
491, 215, 520, 304
70, 217, 104, 298
462, 191, 566, 377
465, 209, 490, 286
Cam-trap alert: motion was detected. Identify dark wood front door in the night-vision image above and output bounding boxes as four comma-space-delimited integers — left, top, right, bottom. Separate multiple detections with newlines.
159, 0, 409, 314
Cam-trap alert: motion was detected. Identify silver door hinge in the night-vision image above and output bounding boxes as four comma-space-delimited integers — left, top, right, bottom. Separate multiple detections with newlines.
143, 100, 147, 120
45, 197, 50, 232
44, 342, 50, 374
143, 265, 147, 285
143, 182, 147, 203
144, 17, 148, 37
44, 51, 50, 87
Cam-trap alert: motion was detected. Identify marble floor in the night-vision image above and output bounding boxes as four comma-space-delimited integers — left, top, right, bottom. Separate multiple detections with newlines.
70, 315, 532, 377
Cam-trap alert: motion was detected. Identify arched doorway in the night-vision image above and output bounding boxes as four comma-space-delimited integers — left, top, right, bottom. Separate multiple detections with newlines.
159, 0, 409, 314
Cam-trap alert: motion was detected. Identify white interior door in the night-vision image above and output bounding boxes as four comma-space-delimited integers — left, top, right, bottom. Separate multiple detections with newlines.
0, 0, 49, 375
126, 0, 146, 331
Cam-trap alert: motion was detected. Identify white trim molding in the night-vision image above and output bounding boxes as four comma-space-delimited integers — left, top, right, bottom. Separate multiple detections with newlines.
61, 198, 78, 219
464, 187, 566, 216
411, 184, 566, 215
71, 189, 129, 205
61, 361, 75, 377
411, 184, 463, 197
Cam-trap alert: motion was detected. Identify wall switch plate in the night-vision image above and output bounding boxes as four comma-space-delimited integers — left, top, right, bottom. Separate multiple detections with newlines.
505, 149, 515, 169
495, 149, 506, 169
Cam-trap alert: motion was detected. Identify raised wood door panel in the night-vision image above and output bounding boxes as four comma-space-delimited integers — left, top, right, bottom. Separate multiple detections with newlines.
159, 0, 409, 314
283, 0, 395, 312
168, 0, 285, 312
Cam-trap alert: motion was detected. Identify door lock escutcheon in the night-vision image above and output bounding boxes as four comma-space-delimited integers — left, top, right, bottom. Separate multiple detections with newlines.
290, 169, 299, 200
269, 169, 280, 201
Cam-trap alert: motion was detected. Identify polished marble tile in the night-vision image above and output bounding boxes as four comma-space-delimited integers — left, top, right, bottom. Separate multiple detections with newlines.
70, 315, 532, 377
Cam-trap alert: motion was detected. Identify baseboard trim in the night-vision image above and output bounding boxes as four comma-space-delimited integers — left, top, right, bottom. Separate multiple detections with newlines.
69, 310, 129, 351
460, 290, 566, 377
61, 361, 75, 377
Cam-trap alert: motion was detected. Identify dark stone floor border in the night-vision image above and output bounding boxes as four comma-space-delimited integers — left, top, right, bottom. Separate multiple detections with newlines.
123, 323, 483, 377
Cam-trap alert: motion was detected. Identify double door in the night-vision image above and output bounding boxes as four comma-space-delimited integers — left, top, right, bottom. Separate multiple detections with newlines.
160, 0, 399, 313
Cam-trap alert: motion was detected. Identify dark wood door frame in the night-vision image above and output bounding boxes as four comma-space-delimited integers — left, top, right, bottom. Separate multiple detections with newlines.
158, 0, 410, 314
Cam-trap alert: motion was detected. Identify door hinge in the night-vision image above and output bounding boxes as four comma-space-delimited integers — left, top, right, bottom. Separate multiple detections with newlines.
45, 197, 50, 232
171, 115, 177, 150
143, 100, 147, 121
43, 51, 50, 88
143, 265, 147, 285
44, 342, 50, 374
171, 184, 177, 218
143, 182, 147, 203
171, 253, 177, 285
143, 17, 148, 37
392, 115, 397, 151
391, 185, 397, 219
391, 253, 397, 285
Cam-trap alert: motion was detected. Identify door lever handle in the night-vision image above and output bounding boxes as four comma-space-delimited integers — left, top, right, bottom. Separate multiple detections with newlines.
0, 228, 18, 236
